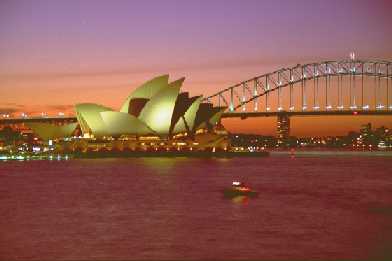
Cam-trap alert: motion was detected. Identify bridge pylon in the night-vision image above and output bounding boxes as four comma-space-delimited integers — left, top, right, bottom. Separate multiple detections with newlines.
276, 113, 290, 145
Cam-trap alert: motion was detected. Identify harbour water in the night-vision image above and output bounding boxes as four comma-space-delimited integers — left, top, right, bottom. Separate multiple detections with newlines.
1, 154, 392, 260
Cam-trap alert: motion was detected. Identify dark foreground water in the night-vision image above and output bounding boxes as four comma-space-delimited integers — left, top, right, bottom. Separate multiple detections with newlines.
1, 155, 392, 260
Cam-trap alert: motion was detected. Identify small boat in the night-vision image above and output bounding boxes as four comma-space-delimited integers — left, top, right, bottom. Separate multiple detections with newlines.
223, 181, 258, 198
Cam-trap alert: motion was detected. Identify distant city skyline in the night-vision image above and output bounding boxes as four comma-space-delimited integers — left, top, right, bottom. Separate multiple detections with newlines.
1, 0, 392, 135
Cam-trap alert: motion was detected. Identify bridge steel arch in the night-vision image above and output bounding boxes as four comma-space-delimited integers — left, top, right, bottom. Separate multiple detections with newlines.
205, 59, 392, 114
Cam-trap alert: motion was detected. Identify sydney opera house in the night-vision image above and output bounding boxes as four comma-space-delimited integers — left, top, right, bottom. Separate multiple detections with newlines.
26, 75, 229, 152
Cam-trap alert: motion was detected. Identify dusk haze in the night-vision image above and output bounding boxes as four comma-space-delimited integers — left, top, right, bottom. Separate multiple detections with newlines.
1, 0, 392, 135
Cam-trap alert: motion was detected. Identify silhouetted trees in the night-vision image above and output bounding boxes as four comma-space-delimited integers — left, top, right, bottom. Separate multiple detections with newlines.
0, 127, 22, 146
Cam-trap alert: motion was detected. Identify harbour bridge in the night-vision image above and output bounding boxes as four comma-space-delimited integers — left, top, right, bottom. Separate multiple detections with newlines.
204, 58, 392, 115
203, 58, 392, 138
1, 58, 392, 138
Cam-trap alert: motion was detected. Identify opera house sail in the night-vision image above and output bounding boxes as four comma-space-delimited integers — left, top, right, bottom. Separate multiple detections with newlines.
27, 75, 229, 152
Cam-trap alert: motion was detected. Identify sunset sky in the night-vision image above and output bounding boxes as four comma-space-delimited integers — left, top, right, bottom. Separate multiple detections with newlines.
1, 0, 392, 136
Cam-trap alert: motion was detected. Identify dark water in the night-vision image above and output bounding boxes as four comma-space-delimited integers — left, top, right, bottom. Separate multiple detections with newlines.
1, 156, 392, 260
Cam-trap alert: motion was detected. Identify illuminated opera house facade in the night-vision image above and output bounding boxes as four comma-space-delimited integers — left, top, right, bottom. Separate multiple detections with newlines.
26, 75, 229, 152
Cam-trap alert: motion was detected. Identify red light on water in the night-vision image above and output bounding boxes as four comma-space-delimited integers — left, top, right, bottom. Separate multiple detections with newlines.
353, 111, 358, 115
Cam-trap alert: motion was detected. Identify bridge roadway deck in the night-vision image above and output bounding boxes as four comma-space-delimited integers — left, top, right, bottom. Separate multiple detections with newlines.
0, 116, 77, 124
0, 110, 391, 124
222, 110, 392, 118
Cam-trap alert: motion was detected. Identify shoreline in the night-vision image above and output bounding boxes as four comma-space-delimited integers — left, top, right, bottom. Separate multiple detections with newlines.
270, 150, 392, 157
72, 151, 270, 158
0, 151, 270, 161
2, 150, 392, 161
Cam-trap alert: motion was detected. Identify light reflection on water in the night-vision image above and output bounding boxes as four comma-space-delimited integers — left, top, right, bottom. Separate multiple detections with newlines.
0, 156, 392, 260
140, 157, 187, 174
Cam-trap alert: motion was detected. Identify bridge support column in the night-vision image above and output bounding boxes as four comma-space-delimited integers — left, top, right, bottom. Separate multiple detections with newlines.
277, 113, 290, 146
